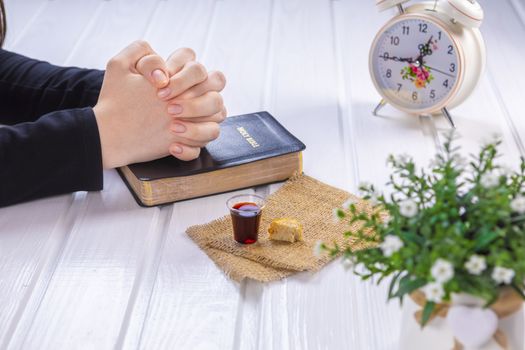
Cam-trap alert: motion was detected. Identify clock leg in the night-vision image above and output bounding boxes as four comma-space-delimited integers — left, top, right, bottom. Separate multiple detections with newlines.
373, 99, 387, 116
442, 107, 456, 128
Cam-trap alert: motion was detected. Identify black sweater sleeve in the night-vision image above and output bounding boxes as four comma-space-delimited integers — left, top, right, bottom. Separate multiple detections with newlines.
0, 49, 105, 207
0, 49, 104, 123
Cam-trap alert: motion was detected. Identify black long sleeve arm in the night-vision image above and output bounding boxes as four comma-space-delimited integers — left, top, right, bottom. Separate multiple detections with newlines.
0, 49, 105, 207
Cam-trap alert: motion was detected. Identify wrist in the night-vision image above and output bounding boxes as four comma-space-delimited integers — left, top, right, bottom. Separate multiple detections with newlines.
93, 104, 127, 169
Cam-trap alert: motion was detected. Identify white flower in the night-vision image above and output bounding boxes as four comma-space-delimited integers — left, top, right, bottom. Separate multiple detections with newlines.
379, 235, 404, 257
422, 282, 445, 303
431, 259, 455, 283
399, 199, 418, 218
480, 171, 500, 188
511, 196, 525, 214
375, 262, 387, 271
464, 255, 487, 275
342, 197, 357, 210
354, 262, 371, 275
492, 266, 515, 285
342, 256, 357, 271
313, 240, 324, 257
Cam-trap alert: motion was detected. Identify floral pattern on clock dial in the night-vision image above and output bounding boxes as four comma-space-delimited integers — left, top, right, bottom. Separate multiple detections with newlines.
371, 17, 460, 111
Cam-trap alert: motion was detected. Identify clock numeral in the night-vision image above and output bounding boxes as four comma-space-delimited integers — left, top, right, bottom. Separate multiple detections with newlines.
382, 52, 390, 61
418, 23, 428, 33
412, 91, 418, 101
402, 26, 410, 35
443, 79, 449, 88
449, 63, 456, 73
430, 89, 436, 99
438, 31, 442, 40
448, 45, 454, 55
397, 83, 403, 92
390, 36, 400, 46
386, 69, 392, 78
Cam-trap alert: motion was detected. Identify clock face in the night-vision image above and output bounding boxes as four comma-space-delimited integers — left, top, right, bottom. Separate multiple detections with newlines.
370, 16, 461, 113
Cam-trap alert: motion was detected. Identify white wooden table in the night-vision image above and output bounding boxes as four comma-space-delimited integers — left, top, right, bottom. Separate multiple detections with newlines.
1, 0, 524, 349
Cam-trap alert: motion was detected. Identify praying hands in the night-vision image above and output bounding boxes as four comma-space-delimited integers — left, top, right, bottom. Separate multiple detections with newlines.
94, 40, 226, 168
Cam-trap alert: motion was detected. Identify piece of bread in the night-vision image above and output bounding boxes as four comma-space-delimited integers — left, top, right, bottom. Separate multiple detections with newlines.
268, 218, 304, 242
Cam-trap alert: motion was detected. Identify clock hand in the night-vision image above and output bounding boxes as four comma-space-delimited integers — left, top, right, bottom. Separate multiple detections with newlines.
425, 65, 455, 78
378, 54, 414, 63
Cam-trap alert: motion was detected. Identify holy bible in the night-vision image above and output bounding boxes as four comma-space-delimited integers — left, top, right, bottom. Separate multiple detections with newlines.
118, 111, 306, 207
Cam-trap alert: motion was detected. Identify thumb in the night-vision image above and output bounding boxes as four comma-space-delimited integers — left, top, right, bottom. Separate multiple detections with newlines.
135, 54, 170, 89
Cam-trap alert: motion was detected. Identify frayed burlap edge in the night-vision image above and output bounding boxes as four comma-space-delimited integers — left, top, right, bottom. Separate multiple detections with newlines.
187, 174, 373, 282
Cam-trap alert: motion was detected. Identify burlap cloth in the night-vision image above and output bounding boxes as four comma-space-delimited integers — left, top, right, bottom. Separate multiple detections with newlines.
186, 174, 373, 282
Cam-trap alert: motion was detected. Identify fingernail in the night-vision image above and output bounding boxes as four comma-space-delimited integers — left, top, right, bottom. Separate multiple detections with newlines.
158, 87, 171, 99
168, 104, 183, 115
171, 123, 186, 133
152, 69, 167, 84
171, 145, 183, 154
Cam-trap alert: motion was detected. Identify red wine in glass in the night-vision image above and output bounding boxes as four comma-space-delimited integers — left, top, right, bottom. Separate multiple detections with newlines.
230, 202, 262, 244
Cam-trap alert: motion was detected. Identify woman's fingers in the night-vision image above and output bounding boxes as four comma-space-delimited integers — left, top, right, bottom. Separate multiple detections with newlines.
165, 47, 197, 75
167, 91, 224, 119
157, 61, 208, 100
181, 107, 227, 124
177, 71, 226, 99
169, 143, 201, 161
135, 54, 170, 88
108, 40, 155, 72
170, 120, 221, 144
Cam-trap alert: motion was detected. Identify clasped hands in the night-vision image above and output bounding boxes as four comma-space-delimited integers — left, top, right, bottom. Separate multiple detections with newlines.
93, 41, 226, 169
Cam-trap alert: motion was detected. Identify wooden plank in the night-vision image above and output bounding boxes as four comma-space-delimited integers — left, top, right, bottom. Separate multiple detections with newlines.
11, 172, 164, 349
144, 0, 217, 60
0, 1, 105, 348
137, 192, 246, 350
4, 1, 170, 348
137, 1, 274, 348
65, 0, 160, 70
475, 0, 525, 157
0, 196, 75, 347
236, 1, 406, 349
6, 0, 101, 64
2, 0, 47, 49
1, 1, 523, 349
235, 1, 441, 349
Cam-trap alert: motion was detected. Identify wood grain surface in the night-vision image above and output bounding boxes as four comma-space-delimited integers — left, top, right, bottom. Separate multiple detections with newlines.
1, 0, 524, 349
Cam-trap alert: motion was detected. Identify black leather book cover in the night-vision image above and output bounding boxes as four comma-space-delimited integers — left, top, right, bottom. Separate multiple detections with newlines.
127, 111, 306, 181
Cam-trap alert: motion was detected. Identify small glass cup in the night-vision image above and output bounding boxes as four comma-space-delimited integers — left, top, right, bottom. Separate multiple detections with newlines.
226, 194, 266, 244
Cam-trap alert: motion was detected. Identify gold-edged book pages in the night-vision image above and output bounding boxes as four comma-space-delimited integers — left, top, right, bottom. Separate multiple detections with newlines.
120, 152, 303, 207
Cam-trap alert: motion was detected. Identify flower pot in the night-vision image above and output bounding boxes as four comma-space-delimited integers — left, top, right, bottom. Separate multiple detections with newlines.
399, 288, 524, 350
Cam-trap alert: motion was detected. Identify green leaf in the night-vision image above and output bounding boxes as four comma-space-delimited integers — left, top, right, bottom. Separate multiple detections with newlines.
474, 231, 499, 250
421, 302, 436, 327
394, 276, 427, 298
400, 231, 425, 245
388, 271, 403, 300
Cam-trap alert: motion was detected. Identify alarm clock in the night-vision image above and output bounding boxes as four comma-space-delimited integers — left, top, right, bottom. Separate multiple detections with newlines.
369, 0, 486, 127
